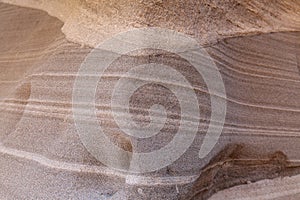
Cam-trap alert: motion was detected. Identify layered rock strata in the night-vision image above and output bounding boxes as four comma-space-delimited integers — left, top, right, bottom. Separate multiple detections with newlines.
0, 1, 300, 199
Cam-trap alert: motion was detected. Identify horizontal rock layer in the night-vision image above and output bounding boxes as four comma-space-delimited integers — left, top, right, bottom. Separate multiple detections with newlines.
0, 1, 299, 200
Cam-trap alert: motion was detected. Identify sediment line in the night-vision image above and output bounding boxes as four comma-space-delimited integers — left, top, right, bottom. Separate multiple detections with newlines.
0, 143, 198, 186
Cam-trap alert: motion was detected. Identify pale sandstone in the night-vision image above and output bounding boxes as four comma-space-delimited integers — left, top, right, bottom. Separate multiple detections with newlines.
1, 0, 300, 47
0, 1, 299, 200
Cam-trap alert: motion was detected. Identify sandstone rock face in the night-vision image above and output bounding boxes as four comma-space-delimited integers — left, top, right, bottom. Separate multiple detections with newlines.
2, 0, 300, 47
0, 1, 299, 200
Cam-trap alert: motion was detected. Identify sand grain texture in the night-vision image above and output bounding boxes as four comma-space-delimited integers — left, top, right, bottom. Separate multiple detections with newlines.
0, 1, 300, 199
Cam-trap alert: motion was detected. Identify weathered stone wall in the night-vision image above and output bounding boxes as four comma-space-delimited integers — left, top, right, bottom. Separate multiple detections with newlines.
0, 1, 300, 199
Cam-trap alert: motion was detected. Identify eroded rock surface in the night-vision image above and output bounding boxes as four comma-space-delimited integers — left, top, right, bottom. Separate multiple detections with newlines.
1, 0, 300, 47
0, 1, 300, 200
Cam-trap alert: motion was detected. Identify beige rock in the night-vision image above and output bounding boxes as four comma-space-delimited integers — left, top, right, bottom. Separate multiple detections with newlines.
1, 0, 300, 47
0, 1, 299, 200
